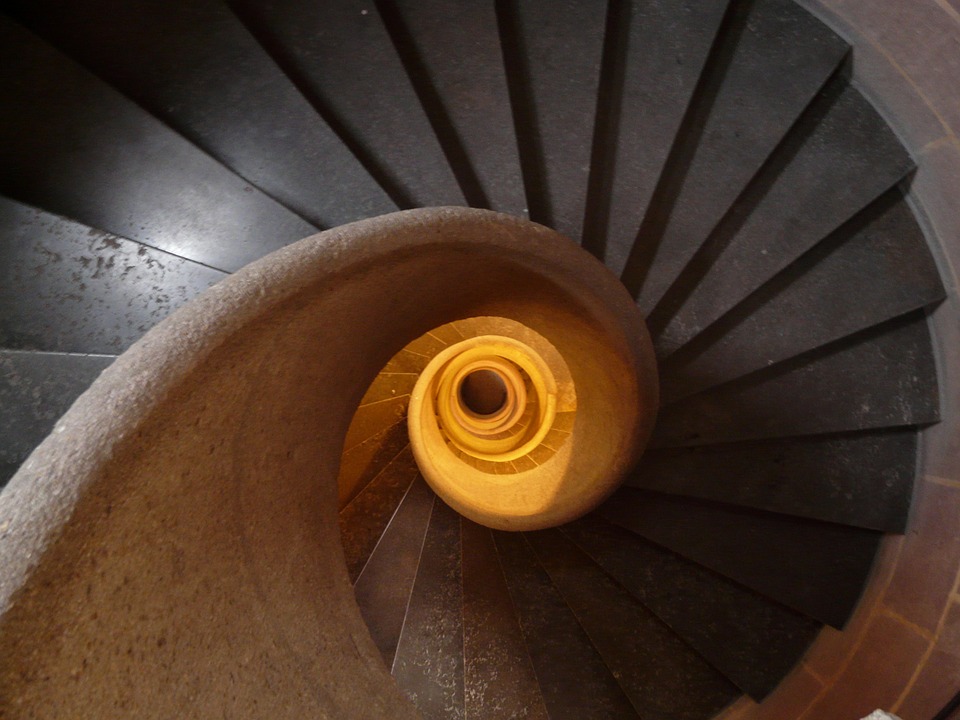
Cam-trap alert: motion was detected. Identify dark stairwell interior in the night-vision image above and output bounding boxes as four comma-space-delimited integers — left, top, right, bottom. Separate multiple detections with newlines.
1, 0, 960, 718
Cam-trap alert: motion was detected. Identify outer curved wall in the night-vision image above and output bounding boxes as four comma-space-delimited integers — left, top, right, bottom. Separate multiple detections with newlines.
718, 2, 960, 718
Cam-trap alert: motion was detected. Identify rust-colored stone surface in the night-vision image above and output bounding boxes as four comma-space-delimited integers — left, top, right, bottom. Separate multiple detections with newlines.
898, 600, 960, 719
804, 614, 929, 719
883, 478, 960, 635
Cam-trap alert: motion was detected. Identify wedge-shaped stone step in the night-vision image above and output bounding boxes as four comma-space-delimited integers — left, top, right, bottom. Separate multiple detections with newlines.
602, 489, 882, 627
659, 189, 945, 403
341, 395, 410, 460
461, 519, 548, 720
527, 528, 740, 718
630, 430, 918, 532
0, 16, 315, 272
228, 0, 464, 210
0, 349, 114, 478
381, 348, 433, 375
0, 197, 225, 355
353, 475, 434, 666
376, 0, 524, 215
563, 516, 820, 700
493, 530, 639, 719
393, 498, 464, 720
621, 0, 848, 301
649, 79, 914, 349
338, 418, 411, 509
2, 0, 396, 229
339, 444, 421, 583
585, 0, 728, 264
652, 312, 938, 448
498, 0, 607, 240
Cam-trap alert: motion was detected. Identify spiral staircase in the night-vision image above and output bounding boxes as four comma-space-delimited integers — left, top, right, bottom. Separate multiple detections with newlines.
1, 0, 959, 718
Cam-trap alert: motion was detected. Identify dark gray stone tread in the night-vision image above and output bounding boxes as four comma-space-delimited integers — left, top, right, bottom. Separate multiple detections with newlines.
338, 417, 412, 510
2, 0, 397, 229
499, 0, 607, 241
649, 80, 914, 349
601, 489, 882, 627
0, 16, 316, 272
341, 395, 410, 457
526, 528, 740, 719
461, 519, 549, 720
228, 0, 465, 209
630, 430, 918, 532
339, 444, 421, 583
0, 349, 114, 466
625, 0, 849, 305
562, 516, 820, 700
379, 0, 525, 215
586, 0, 728, 268
658, 190, 945, 403
393, 499, 465, 720
0, 462, 16, 488
493, 530, 639, 719
353, 475, 435, 667
0, 197, 226, 355
652, 312, 939, 448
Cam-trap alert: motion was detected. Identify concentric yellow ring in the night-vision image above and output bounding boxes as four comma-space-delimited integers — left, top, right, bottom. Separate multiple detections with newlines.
449, 360, 525, 433
429, 338, 557, 462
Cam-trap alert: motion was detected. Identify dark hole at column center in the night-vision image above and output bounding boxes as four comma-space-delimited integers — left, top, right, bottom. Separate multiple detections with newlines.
460, 369, 508, 416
